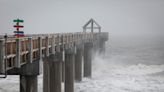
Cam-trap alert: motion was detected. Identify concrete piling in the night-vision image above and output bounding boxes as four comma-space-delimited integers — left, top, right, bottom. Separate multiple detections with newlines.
61, 48, 65, 82
43, 52, 62, 92
75, 47, 83, 81
49, 53, 62, 92
93, 40, 99, 53
43, 60, 50, 92
20, 75, 38, 92
65, 48, 75, 92
99, 39, 105, 54
62, 61, 65, 82
84, 42, 93, 78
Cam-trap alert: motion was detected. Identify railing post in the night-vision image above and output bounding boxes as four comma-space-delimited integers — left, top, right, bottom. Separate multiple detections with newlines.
46, 36, 49, 57
38, 37, 42, 61
56, 35, 60, 52
28, 37, 33, 63
15, 38, 21, 68
38, 37, 43, 74
0, 39, 5, 73
51, 36, 55, 54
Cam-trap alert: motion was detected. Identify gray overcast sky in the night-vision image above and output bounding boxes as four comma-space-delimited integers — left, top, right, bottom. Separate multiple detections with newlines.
0, 0, 164, 39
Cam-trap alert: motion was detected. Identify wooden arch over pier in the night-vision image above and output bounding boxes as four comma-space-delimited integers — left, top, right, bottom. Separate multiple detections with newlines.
83, 18, 101, 33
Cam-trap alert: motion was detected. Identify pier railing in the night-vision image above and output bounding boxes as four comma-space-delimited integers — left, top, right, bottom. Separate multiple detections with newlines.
0, 32, 108, 73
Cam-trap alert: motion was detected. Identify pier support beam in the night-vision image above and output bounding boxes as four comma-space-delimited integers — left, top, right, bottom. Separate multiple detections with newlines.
61, 47, 65, 82
0, 39, 5, 73
43, 52, 62, 92
75, 47, 83, 81
49, 53, 62, 92
43, 60, 50, 92
84, 42, 93, 78
18, 59, 41, 92
99, 38, 106, 54
93, 40, 99, 53
20, 75, 38, 92
65, 48, 75, 92
62, 59, 65, 82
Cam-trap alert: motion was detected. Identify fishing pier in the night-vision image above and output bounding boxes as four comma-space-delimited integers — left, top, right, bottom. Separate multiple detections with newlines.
0, 19, 108, 92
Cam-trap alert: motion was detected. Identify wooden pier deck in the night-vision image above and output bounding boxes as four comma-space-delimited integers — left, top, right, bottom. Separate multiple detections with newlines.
0, 32, 108, 72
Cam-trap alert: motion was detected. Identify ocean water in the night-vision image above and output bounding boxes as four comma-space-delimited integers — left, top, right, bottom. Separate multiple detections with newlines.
75, 38, 164, 92
0, 38, 164, 92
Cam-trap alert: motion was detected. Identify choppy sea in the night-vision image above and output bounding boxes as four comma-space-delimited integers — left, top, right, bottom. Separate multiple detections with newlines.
0, 37, 164, 92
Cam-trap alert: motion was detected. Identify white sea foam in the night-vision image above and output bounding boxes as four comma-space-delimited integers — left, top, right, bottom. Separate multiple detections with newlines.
75, 54, 164, 92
